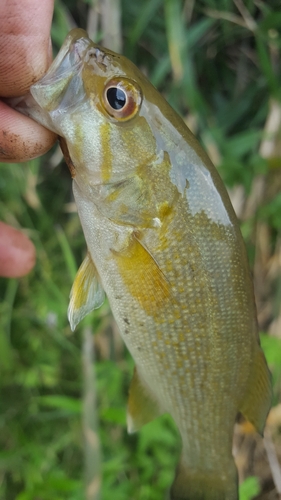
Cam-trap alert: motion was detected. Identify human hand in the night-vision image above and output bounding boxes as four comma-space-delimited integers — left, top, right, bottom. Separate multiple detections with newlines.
0, 0, 56, 277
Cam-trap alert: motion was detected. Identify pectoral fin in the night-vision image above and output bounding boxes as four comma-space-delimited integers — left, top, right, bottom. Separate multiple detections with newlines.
239, 347, 272, 435
68, 252, 105, 331
112, 232, 171, 316
127, 367, 162, 433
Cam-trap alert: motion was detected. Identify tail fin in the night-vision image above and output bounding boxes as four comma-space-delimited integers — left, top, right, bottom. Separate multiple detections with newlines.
170, 460, 238, 500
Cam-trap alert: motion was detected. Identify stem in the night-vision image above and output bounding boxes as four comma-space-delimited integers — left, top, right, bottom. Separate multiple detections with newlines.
82, 326, 101, 500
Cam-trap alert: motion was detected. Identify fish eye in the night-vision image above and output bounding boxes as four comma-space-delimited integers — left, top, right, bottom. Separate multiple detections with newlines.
106, 87, 127, 110
103, 78, 142, 121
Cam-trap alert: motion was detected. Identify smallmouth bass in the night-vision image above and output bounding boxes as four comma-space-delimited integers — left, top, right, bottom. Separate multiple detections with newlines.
15, 29, 272, 500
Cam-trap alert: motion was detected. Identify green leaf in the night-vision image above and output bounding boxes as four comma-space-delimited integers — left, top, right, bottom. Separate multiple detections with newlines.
239, 476, 261, 500
260, 333, 281, 368
164, 0, 185, 80
37, 395, 82, 414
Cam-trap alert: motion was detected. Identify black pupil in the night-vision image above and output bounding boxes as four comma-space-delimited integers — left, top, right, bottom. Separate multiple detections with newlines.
106, 87, 126, 110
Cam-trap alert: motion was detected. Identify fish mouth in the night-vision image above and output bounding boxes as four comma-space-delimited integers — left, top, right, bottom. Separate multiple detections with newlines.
30, 28, 91, 113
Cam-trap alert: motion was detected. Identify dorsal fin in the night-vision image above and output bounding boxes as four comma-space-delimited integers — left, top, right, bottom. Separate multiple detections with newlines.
239, 346, 272, 435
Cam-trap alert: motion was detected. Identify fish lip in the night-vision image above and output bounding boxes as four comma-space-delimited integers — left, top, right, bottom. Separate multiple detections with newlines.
39, 28, 90, 84
30, 28, 92, 112
30, 29, 91, 109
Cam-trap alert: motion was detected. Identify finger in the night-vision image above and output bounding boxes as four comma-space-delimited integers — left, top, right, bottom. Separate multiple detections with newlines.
0, 222, 36, 278
0, 101, 57, 162
0, 0, 57, 161
0, 0, 55, 97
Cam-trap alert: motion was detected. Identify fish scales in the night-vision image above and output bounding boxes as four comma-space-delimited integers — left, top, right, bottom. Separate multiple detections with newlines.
73, 178, 251, 477
15, 28, 272, 500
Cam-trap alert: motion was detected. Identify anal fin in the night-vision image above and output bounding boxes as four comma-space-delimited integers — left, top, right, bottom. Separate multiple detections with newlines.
127, 367, 162, 433
68, 252, 105, 331
239, 347, 272, 435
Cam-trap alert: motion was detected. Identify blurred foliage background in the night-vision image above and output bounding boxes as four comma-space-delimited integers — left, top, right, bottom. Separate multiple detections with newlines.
1, 0, 281, 499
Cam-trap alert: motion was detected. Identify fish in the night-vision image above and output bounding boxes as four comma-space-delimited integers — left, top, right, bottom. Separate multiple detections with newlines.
14, 28, 272, 500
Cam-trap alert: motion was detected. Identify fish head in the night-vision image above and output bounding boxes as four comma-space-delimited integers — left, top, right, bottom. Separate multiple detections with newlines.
30, 28, 161, 188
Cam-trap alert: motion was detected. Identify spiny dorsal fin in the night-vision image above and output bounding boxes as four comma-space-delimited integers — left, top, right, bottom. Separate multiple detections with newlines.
127, 367, 162, 433
68, 252, 105, 331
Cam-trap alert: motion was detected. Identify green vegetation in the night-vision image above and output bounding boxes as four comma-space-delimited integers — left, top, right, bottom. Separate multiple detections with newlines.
1, 0, 281, 499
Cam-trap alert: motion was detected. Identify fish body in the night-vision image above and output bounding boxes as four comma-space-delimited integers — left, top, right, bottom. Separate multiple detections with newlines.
19, 29, 271, 500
